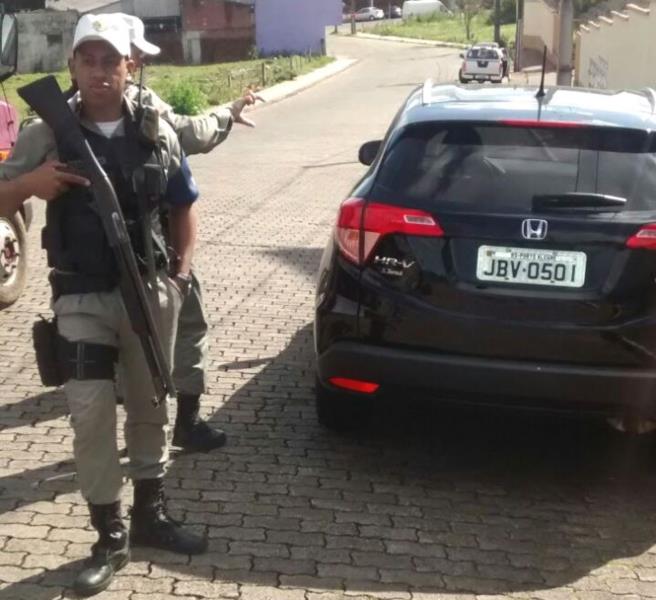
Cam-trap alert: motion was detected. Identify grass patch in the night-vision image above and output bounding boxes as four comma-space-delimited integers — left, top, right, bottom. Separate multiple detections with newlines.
1, 54, 333, 120
371, 12, 516, 46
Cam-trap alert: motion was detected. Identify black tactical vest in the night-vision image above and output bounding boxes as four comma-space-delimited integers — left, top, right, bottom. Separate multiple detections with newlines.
43, 111, 168, 296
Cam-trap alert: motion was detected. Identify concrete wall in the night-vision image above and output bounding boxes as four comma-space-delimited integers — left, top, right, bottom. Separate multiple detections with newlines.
520, 0, 559, 69
576, 2, 656, 89
255, 0, 341, 56
16, 10, 77, 74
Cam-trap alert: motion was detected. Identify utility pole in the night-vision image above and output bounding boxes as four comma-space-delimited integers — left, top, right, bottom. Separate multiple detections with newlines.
351, 0, 357, 34
494, 0, 501, 44
557, 0, 574, 85
514, 0, 523, 71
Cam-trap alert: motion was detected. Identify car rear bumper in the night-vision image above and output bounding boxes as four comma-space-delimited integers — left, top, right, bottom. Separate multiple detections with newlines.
317, 341, 656, 416
460, 73, 501, 82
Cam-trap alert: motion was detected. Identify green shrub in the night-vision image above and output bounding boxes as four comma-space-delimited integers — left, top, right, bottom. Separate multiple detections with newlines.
164, 80, 208, 116
408, 12, 451, 24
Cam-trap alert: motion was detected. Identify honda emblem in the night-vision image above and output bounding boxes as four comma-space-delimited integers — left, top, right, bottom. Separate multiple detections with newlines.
521, 219, 548, 241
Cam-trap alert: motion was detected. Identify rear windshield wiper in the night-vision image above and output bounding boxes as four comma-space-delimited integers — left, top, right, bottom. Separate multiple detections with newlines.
532, 193, 627, 213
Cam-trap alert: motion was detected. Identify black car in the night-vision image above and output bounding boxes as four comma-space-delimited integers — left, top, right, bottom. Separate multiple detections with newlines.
314, 81, 656, 431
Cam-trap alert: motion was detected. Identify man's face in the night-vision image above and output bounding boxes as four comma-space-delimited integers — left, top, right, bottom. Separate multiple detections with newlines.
70, 41, 134, 112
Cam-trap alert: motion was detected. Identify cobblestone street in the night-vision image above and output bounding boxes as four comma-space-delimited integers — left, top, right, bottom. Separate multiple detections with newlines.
1, 35, 656, 600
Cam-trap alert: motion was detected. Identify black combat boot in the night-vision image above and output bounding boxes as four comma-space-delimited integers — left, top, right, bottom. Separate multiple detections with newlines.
172, 394, 227, 452
73, 502, 129, 597
129, 478, 208, 555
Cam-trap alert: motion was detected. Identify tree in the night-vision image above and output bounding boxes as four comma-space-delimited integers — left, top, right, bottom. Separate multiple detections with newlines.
456, 0, 483, 41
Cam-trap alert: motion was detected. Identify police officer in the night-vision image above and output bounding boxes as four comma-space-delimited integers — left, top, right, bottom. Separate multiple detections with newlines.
0, 14, 206, 596
122, 15, 261, 452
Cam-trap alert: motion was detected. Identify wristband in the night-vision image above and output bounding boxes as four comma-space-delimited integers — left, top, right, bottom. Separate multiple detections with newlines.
172, 272, 192, 295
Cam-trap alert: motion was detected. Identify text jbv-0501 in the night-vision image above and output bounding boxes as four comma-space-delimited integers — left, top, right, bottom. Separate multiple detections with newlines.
476, 245, 587, 288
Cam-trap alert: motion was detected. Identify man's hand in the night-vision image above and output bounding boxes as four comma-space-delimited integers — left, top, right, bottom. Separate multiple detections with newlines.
229, 89, 265, 128
17, 160, 90, 201
169, 271, 193, 298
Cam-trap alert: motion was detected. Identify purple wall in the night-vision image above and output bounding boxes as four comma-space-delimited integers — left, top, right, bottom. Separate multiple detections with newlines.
255, 0, 341, 56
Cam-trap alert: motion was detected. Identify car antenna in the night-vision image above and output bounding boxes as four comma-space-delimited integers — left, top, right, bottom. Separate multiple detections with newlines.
536, 45, 547, 99
137, 61, 145, 109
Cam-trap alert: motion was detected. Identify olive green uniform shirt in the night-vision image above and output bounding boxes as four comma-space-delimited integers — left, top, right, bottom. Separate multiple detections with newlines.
0, 94, 186, 184
124, 83, 233, 157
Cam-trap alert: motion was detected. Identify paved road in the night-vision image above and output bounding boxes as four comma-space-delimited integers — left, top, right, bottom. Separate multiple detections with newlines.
1, 35, 656, 600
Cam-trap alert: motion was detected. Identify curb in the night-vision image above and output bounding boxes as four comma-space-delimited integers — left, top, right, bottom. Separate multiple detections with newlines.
209, 57, 358, 114
350, 31, 468, 49
258, 57, 358, 105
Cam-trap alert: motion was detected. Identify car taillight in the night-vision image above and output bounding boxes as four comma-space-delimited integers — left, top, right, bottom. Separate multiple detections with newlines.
335, 197, 444, 265
627, 224, 656, 250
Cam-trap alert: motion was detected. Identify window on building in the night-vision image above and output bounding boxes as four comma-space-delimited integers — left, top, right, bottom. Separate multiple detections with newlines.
143, 16, 182, 34
47, 33, 63, 46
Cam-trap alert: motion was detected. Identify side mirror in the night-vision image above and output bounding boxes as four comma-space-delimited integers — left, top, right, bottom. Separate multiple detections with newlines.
459, 52, 464, 59
358, 140, 381, 166
0, 14, 18, 84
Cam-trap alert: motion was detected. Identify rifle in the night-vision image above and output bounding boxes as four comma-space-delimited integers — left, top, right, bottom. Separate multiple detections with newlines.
18, 75, 176, 406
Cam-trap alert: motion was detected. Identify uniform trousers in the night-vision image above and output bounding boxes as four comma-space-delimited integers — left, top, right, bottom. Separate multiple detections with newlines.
172, 270, 208, 396
54, 274, 181, 505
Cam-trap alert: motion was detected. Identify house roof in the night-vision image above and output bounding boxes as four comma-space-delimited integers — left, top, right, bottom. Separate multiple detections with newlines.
45, 0, 122, 12
46, 0, 254, 11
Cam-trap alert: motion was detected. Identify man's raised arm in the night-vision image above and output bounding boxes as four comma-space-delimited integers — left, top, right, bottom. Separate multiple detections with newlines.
131, 85, 261, 156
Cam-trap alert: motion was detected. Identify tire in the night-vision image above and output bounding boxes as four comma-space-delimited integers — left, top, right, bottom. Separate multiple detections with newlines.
458, 72, 469, 84
315, 376, 371, 432
0, 212, 27, 309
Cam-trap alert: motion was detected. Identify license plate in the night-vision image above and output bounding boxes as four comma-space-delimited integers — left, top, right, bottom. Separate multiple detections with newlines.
476, 245, 587, 288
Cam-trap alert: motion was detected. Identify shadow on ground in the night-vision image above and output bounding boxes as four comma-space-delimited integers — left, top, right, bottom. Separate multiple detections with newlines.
2, 247, 656, 598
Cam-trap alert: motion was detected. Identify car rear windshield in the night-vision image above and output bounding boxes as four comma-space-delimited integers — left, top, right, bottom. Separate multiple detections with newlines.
467, 48, 498, 59
371, 123, 656, 213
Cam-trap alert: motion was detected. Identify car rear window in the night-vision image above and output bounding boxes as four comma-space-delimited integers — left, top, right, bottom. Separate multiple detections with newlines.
371, 123, 656, 213
467, 48, 498, 60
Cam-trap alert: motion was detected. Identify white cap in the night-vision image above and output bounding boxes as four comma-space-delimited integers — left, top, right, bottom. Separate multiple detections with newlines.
73, 13, 131, 57
119, 13, 161, 56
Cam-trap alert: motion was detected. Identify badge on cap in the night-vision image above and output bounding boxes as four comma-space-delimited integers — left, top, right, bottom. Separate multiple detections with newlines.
92, 19, 107, 32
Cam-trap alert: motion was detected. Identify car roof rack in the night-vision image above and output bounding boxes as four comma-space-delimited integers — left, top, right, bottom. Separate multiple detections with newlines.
422, 78, 433, 106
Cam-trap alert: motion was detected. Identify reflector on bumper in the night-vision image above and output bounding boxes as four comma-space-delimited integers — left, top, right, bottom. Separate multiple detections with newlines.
328, 377, 380, 394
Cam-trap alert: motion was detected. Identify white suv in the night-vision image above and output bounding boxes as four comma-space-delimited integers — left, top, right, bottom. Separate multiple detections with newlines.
459, 44, 504, 84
